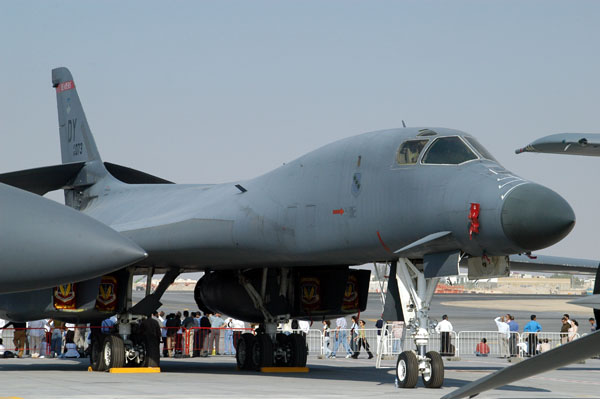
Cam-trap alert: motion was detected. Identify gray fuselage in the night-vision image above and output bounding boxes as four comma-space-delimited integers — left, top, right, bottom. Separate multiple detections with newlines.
78, 127, 562, 270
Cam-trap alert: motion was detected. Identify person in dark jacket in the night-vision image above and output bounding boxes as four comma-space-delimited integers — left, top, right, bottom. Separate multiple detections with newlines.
165, 313, 180, 358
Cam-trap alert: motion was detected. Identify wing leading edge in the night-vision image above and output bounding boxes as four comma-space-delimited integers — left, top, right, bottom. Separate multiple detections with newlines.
508, 253, 599, 274
516, 133, 600, 157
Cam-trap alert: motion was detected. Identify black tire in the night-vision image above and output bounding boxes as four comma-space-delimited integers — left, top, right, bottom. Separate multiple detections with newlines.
142, 334, 161, 368
290, 334, 307, 367
102, 335, 125, 370
423, 351, 444, 388
90, 337, 106, 371
275, 333, 306, 367
250, 334, 274, 370
139, 318, 161, 368
236, 333, 256, 370
396, 351, 418, 388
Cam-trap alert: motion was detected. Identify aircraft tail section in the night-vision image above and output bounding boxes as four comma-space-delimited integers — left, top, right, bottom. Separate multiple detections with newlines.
52, 67, 103, 164
52, 67, 111, 209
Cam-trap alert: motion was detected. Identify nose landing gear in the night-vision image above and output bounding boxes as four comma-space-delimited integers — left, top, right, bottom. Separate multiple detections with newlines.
392, 258, 445, 389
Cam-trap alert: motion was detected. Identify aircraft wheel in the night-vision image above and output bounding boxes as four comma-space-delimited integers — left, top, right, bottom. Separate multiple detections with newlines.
139, 319, 161, 368
396, 351, 418, 388
140, 333, 161, 368
423, 351, 444, 388
250, 334, 273, 370
90, 336, 106, 371
276, 333, 306, 367
236, 333, 256, 370
102, 335, 125, 370
290, 334, 307, 367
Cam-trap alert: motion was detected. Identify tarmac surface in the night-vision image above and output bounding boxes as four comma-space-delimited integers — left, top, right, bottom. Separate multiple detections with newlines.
1, 292, 598, 398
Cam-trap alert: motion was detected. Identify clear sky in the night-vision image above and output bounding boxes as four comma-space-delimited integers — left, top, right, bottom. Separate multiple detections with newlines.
1, 1, 599, 260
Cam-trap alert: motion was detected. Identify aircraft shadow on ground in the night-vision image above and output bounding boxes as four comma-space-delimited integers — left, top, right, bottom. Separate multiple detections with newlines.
443, 377, 550, 393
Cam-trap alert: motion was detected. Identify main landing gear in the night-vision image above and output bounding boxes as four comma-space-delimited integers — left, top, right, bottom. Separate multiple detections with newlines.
236, 324, 308, 371
90, 316, 162, 371
393, 258, 444, 388
90, 268, 179, 371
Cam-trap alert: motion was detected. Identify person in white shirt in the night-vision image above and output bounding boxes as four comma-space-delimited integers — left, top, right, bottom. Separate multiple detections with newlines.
494, 316, 510, 358
322, 321, 332, 357
330, 317, 353, 358
27, 319, 48, 358
223, 317, 235, 355
298, 320, 310, 335
435, 315, 453, 355
231, 318, 245, 352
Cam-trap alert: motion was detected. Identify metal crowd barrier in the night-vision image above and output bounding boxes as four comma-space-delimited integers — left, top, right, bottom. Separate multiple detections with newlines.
0, 325, 585, 362
456, 331, 581, 358
456, 331, 521, 358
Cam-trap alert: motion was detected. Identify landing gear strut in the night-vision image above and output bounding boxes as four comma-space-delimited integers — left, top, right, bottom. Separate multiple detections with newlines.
235, 269, 308, 371
393, 258, 444, 388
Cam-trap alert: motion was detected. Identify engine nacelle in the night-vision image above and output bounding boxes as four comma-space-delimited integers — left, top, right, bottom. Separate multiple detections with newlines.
194, 267, 370, 323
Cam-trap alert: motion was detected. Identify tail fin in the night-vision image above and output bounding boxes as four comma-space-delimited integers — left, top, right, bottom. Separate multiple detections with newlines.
52, 67, 110, 209
52, 67, 102, 164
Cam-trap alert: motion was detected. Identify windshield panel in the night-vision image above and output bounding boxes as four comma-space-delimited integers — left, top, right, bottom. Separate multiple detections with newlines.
396, 139, 429, 165
464, 136, 498, 162
422, 136, 478, 165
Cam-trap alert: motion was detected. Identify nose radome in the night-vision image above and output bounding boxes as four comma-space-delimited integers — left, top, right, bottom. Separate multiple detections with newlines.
501, 184, 575, 251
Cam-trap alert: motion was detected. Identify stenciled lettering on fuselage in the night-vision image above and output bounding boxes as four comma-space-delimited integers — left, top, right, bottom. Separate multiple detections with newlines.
95, 276, 118, 312
351, 172, 362, 197
341, 274, 359, 311
299, 276, 321, 312
53, 283, 77, 310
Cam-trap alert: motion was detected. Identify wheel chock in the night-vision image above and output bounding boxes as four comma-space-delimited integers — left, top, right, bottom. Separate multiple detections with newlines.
109, 367, 161, 373
87, 366, 161, 373
260, 367, 309, 373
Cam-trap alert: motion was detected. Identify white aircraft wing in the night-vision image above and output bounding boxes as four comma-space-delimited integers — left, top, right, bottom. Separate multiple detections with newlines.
515, 133, 600, 157
508, 253, 599, 274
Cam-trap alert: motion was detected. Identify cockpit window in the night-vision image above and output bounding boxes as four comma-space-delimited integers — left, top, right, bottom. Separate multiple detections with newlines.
463, 136, 498, 162
422, 136, 478, 165
396, 140, 429, 165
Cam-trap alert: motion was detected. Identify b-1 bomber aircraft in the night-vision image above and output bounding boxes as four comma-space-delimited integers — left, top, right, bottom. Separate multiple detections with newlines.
0, 68, 578, 386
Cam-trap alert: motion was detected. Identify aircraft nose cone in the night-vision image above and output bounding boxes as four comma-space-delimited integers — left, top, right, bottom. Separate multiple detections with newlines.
0, 184, 147, 293
501, 184, 575, 251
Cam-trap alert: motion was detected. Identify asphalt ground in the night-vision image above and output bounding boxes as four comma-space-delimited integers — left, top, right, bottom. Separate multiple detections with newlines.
1, 352, 599, 398
0, 292, 596, 398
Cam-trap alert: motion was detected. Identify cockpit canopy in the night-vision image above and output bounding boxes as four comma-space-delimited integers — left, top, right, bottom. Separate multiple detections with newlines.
422, 136, 477, 165
395, 134, 497, 166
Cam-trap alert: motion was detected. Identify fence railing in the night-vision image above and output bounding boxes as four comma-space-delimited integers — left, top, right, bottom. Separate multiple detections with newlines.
0, 325, 584, 361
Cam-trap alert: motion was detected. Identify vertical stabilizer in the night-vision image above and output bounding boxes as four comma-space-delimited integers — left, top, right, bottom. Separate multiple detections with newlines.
52, 67, 102, 164
52, 67, 109, 209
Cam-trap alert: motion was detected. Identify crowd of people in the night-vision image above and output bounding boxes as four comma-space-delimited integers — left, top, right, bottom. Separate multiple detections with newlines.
0, 319, 86, 359
322, 315, 374, 359
1, 311, 596, 360
152, 310, 246, 357
478, 313, 597, 357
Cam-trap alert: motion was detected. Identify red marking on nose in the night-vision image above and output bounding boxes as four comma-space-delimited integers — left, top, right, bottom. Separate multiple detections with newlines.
332, 208, 344, 215
376, 231, 391, 253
